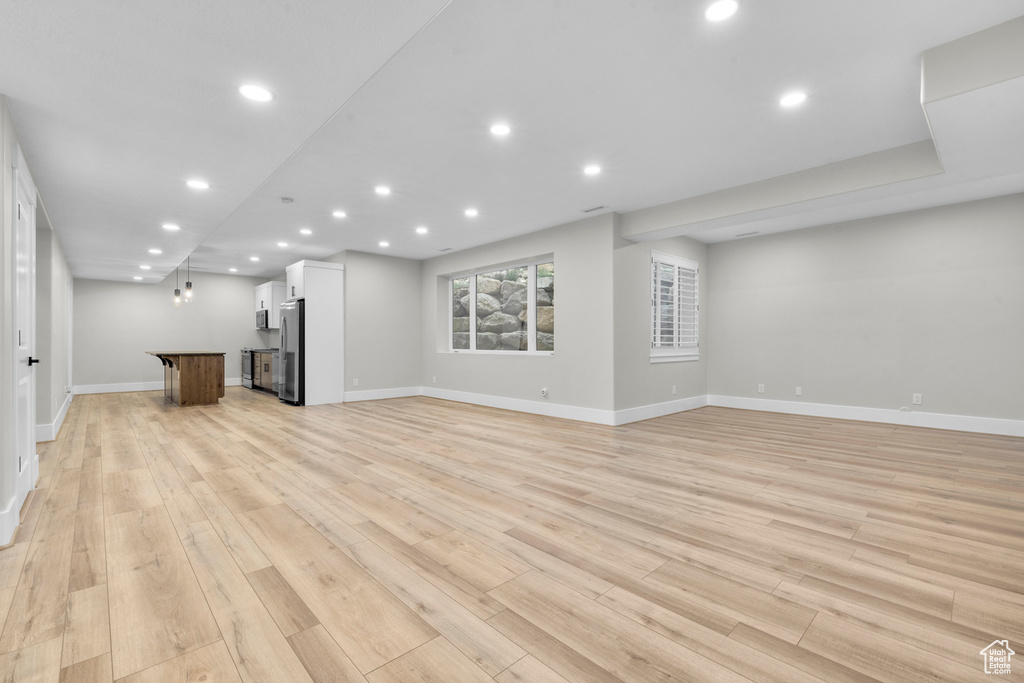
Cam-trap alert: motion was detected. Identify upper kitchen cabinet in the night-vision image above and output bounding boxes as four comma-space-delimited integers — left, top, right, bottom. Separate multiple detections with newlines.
285, 261, 304, 299
255, 281, 286, 329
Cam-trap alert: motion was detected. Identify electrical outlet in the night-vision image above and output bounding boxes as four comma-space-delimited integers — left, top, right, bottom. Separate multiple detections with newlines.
758, 384, 765, 394
912, 393, 922, 405
540, 387, 548, 397
672, 385, 677, 396
795, 387, 802, 396
353, 378, 359, 387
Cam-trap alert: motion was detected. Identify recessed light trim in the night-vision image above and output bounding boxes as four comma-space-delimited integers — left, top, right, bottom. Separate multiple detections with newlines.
374, 185, 391, 196
332, 210, 347, 218
162, 223, 180, 231
229, 268, 238, 272
490, 123, 511, 136
250, 256, 260, 262
139, 265, 151, 270
416, 226, 428, 235
705, 0, 738, 22
300, 228, 312, 235
148, 248, 162, 254
239, 84, 273, 102
277, 242, 288, 247
780, 91, 808, 107
133, 276, 143, 281
584, 164, 602, 176
464, 208, 478, 217
379, 241, 389, 248
186, 179, 210, 190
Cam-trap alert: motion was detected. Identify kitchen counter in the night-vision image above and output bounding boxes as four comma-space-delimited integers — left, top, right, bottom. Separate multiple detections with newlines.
147, 351, 225, 406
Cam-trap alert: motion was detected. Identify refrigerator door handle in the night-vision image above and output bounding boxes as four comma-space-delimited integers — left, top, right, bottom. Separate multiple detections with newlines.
279, 317, 288, 398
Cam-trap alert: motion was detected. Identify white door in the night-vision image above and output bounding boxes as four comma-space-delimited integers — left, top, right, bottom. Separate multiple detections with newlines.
13, 161, 37, 508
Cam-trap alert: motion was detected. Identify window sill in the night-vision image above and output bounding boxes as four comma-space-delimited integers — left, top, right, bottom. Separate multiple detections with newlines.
449, 350, 554, 356
650, 354, 699, 364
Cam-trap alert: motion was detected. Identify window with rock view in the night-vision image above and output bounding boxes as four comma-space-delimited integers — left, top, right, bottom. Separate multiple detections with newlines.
449, 260, 554, 353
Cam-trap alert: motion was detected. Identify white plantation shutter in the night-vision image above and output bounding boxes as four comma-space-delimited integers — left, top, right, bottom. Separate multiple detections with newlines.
651, 252, 699, 361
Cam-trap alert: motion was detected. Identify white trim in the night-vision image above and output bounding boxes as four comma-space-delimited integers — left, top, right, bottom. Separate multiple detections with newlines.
422, 386, 618, 425
706, 395, 1024, 438
611, 395, 709, 426
0, 494, 19, 546
74, 377, 242, 396
344, 387, 423, 402
34, 392, 73, 442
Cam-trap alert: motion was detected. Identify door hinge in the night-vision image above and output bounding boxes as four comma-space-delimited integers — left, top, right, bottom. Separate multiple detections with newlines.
18, 457, 22, 472
17, 203, 21, 220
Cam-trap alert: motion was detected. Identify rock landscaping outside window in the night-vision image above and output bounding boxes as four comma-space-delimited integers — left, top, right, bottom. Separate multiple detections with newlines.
450, 261, 554, 352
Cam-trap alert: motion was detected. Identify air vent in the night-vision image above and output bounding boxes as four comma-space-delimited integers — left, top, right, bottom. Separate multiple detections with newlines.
580, 205, 608, 213
281, 197, 294, 204
735, 231, 760, 238
438, 247, 453, 253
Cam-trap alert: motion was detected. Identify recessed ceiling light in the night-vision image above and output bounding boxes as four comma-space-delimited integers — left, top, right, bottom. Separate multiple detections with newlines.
332, 210, 347, 218
584, 164, 602, 176
464, 208, 478, 217
300, 228, 312, 235
379, 241, 389, 247
250, 256, 260, 262
186, 179, 210, 190
705, 0, 739, 22
277, 242, 288, 247
148, 248, 162, 254
490, 123, 511, 136
416, 226, 428, 235
239, 84, 273, 102
133, 276, 143, 281
780, 91, 808, 107
162, 223, 180, 231
139, 265, 151, 270
374, 185, 391, 196
229, 268, 238, 272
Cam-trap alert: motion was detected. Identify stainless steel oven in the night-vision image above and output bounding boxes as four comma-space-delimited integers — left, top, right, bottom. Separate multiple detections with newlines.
241, 348, 253, 388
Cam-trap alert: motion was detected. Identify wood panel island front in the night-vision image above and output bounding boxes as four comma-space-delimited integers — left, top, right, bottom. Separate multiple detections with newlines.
146, 351, 225, 406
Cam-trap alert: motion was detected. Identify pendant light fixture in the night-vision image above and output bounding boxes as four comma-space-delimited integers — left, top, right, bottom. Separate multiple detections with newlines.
173, 267, 182, 307
185, 256, 194, 303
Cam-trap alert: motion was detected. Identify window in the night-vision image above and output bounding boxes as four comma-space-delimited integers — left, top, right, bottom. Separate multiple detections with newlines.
450, 259, 554, 353
651, 251, 698, 362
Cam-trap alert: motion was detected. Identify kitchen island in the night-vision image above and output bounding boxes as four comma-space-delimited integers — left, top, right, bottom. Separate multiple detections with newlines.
146, 351, 225, 406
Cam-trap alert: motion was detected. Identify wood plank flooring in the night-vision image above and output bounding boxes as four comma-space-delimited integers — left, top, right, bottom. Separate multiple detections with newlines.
2, 388, 1022, 682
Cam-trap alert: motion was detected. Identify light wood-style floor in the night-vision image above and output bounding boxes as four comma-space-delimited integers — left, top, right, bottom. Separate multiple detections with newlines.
1, 388, 1021, 682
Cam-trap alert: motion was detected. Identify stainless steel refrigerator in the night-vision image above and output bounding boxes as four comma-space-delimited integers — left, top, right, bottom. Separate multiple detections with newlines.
278, 298, 304, 405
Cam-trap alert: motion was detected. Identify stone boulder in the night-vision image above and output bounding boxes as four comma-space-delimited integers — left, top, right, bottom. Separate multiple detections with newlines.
537, 332, 554, 351
477, 277, 502, 296
500, 280, 526, 300
476, 332, 499, 350
501, 299, 523, 316
537, 276, 554, 292
452, 316, 470, 332
452, 332, 470, 349
537, 289, 552, 306
475, 293, 502, 317
499, 332, 527, 350
536, 306, 554, 333
479, 312, 522, 333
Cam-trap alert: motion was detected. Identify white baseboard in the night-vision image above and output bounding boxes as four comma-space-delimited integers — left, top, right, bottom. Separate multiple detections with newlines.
421, 386, 619, 425
73, 377, 242, 396
707, 395, 1024, 438
0, 494, 18, 546
611, 395, 709, 426
35, 392, 74, 442
345, 387, 423, 402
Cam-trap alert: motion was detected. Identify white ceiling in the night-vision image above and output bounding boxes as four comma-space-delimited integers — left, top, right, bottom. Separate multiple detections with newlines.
2, 1, 1022, 282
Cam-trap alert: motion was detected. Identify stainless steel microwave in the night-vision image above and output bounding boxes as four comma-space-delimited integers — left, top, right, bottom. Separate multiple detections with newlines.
256, 309, 269, 329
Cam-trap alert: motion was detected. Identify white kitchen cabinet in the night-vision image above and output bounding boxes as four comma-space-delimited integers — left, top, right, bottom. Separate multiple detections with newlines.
285, 262, 304, 299
254, 281, 285, 328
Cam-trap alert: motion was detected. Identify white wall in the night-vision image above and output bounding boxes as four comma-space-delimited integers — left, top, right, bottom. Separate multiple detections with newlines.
613, 227, 708, 410
326, 250, 422, 395
707, 193, 1024, 421
420, 213, 617, 413
73, 270, 270, 390
35, 207, 73, 439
